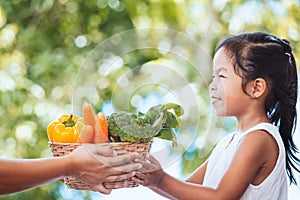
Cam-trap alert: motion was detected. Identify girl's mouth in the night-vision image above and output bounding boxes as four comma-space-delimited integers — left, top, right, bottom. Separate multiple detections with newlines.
211, 96, 222, 105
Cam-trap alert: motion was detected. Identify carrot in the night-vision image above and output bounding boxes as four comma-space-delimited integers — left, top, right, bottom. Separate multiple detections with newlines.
93, 123, 108, 144
82, 103, 108, 144
77, 125, 94, 143
96, 112, 109, 141
83, 103, 97, 128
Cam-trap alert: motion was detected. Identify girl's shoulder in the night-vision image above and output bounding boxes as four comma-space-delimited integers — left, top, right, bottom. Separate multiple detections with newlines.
241, 123, 278, 135
235, 123, 286, 189
239, 123, 283, 148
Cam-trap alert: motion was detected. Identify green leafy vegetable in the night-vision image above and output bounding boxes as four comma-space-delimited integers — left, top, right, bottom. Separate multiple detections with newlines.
107, 103, 184, 145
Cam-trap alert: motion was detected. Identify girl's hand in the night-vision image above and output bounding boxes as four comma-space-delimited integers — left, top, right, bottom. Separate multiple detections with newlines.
132, 154, 165, 188
66, 144, 142, 194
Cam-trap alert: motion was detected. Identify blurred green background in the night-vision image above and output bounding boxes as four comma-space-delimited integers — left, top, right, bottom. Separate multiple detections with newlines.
0, 0, 299, 199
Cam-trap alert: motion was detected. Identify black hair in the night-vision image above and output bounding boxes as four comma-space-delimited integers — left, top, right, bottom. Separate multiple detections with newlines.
216, 32, 299, 184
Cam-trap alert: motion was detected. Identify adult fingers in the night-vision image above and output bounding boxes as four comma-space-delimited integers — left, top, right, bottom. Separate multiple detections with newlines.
104, 171, 136, 183
102, 152, 141, 167
91, 144, 117, 157
112, 162, 142, 173
114, 150, 128, 155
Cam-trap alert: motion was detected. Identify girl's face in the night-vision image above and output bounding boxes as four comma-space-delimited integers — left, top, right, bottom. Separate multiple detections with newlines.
209, 47, 250, 117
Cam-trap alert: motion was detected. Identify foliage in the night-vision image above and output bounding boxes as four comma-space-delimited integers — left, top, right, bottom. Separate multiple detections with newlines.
0, 0, 299, 199
107, 103, 182, 143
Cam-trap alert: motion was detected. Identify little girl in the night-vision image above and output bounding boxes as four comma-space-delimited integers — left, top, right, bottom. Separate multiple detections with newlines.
133, 32, 300, 199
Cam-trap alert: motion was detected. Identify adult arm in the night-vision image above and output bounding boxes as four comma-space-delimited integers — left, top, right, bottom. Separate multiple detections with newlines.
0, 144, 142, 195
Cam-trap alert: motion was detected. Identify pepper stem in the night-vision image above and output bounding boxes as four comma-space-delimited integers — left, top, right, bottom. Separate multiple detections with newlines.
63, 114, 76, 127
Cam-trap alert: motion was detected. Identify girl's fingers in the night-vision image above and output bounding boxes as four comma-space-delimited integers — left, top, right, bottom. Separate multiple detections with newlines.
94, 184, 112, 195
147, 154, 161, 166
132, 176, 145, 185
135, 157, 161, 173
132, 172, 150, 186
135, 161, 154, 173
135, 171, 146, 179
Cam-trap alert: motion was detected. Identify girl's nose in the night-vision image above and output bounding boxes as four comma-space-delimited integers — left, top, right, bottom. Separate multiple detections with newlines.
209, 80, 216, 92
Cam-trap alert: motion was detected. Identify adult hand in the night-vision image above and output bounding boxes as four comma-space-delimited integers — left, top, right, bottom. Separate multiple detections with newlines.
67, 144, 142, 194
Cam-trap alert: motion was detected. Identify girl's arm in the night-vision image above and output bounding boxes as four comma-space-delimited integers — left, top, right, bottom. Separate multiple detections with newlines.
149, 187, 177, 200
146, 159, 208, 199
0, 144, 142, 195
135, 130, 277, 199
147, 160, 208, 199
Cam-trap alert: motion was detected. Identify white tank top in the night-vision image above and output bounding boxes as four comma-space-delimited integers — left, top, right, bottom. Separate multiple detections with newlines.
202, 123, 288, 200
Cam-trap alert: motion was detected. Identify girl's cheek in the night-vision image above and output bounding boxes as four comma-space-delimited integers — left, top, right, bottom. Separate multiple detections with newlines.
220, 81, 226, 93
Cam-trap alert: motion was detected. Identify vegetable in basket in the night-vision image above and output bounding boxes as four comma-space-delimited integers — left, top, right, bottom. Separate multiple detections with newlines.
80, 103, 109, 143
107, 103, 184, 145
47, 103, 109, 144
47, 114, 84, 143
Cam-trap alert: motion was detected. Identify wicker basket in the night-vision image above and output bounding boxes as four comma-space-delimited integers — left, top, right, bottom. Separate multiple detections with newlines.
48, 141, 152, 190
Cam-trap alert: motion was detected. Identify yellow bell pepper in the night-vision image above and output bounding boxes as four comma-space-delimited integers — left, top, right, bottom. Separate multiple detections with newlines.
47, 114, 83, 143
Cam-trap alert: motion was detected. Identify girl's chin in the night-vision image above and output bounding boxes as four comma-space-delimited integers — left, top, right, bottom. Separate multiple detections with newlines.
215, 113, 227, 117
212, 108, 227, 116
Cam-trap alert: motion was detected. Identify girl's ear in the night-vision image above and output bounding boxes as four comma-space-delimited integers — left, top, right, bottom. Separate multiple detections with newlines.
248, 78, 267, 98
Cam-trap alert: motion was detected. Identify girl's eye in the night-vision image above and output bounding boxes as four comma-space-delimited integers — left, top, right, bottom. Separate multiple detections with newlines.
212, 74, 226, 79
